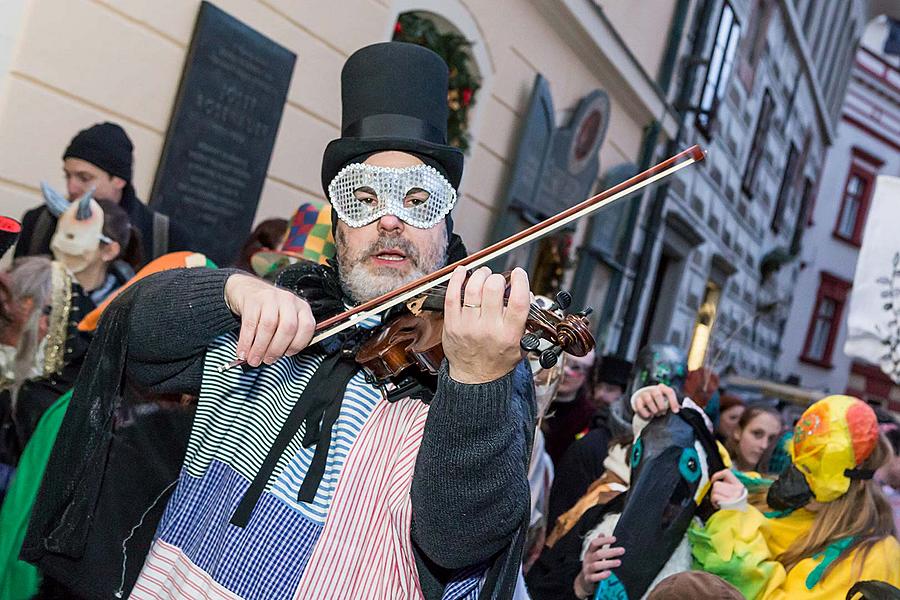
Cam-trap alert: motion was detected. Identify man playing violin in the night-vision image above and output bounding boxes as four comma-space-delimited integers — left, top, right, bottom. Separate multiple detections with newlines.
24, 42, 535, 600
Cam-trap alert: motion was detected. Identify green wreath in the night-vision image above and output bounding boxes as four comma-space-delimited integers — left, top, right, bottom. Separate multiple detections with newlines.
393, 12, 481, 152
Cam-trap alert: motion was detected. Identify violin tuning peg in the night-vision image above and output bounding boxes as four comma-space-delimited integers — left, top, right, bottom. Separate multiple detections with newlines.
576, 307, 594, 318
539, 346, 563, 369
520, 332, 542, 352
555, 291, 572, 311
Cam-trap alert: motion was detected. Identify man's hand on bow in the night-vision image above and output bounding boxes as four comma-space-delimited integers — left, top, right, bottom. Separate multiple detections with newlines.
442, 265, 530, 384
224, 273, 315, 366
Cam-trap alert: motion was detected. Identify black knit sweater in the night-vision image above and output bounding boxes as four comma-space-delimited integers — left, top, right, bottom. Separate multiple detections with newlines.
27, 267, 534, 599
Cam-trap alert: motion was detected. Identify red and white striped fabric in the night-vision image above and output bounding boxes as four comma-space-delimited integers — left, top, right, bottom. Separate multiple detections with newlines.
294, 395, 430, 599
131, 539, 241, 600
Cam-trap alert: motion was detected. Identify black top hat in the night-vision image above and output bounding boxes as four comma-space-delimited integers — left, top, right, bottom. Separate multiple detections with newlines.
320, 42, 464, 197
0, 216, 21, 257
596, 355, 633, 389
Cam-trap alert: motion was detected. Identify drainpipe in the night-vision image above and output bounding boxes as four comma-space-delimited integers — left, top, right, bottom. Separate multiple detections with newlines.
615, 0, 714, 358
615, 143, 675, 357
588, 119, 659, 350
658, 0, 692, 96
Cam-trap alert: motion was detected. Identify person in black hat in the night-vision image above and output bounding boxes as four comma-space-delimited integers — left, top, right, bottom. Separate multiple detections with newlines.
14, 122, 183, 264
24, 42, 534, 600
592, 355, 632, 410
545, 355, 633, 528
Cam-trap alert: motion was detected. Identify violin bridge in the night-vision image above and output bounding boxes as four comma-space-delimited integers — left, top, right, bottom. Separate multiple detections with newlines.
406, 297, 426, 315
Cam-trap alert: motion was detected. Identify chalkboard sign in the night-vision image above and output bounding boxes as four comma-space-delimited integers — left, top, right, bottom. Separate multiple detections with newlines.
150, 2, 295, 266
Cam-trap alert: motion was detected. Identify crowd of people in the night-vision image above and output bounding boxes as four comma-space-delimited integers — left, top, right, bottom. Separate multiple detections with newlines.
525, 345, 900, 599
0, 40, 899, 600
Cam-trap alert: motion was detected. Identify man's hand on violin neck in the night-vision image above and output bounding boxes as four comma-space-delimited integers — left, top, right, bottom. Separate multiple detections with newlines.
224, 274, 315, 367
442, 266, 530, 385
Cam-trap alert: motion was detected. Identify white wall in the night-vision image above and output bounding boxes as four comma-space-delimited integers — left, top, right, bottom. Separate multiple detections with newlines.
0, 0, 657, 255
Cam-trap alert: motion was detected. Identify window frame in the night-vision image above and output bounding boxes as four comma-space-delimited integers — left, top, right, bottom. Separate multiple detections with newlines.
741, 89, 775, 198
695, 1, 742, 137
771, 142, 800, 233
736, 0, 774, 92
790, 176, 815, 254
832, 147, 883, 247
800, 271, 852, 368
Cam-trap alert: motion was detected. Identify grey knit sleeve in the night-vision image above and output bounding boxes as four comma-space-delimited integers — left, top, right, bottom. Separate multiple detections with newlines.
410, 360, 536, 569
124, 267, 241, 394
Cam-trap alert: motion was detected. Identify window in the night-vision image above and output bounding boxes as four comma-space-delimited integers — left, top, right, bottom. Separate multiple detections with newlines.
801, 272, 852, 367
835, 173, 867, 240
832, 148, 883, 246
790, 177, 815, 254
736, 0, 774, 92
771, 143, 800, 233
807, 298, 835, 359
741, 90, 775, 197
696, 2, 742, 135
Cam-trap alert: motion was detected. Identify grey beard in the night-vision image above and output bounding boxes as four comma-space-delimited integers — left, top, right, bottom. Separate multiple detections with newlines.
336, 231, 448, 304
339, 261, 428, 304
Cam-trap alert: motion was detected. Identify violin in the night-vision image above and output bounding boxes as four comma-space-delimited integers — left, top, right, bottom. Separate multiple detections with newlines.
219, 145, 705, 374
356, 275, 595, 382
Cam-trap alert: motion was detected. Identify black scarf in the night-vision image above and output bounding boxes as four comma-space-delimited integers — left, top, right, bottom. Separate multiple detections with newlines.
22, 283, 139, 561
230, 255, 455, 527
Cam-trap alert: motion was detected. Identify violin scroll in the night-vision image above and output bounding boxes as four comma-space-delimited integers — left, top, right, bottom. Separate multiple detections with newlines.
522, 290, 595, 369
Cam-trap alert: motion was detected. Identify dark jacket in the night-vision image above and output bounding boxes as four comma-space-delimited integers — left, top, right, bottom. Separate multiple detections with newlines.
526, 495, 627, 600
23, 267, 534, 600
33, 395, 196, 600
543, 387, 595, 465
546, 427, 610, 529
546, 400, 633, 528
14, 184, 186, 263
14, 265, 133, 448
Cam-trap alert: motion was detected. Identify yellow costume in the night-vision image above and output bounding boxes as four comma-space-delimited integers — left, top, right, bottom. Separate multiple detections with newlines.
691, 503, 900, 599
691, 396, 900, 598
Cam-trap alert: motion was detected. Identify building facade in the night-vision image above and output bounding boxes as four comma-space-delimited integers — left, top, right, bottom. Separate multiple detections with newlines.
779, 16, 900, 411
0, 0, 686, 310
3, 0, 897, 386
606, 0, 875, 380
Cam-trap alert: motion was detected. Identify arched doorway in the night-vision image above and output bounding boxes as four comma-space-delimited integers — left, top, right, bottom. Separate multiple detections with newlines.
392, 11, 482, 153
387, 0, 494, 157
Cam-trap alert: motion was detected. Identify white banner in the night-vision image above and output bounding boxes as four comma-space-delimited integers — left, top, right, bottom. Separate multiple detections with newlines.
844, 175, 900, 384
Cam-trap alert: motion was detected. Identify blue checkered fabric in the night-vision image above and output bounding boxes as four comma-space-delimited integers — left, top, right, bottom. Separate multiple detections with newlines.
157, 460, 322, 600
189, 324, 384, 526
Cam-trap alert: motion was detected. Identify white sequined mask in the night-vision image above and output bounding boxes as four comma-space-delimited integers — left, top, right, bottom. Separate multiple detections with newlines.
328, 163, 457, 229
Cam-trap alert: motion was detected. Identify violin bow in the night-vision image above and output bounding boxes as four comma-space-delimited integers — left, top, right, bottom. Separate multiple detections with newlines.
220, 145, 705, 371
